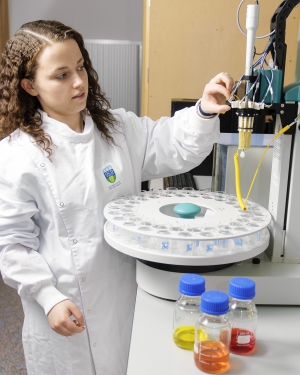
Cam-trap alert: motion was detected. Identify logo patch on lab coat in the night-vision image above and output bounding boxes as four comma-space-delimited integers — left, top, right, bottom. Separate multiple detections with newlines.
96, 163, 121, 193
103, 165, 116, 183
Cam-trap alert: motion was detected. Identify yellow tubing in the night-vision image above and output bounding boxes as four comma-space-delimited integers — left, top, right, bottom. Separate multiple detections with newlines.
245, 125, 290, 202
234, 124, 291, 211
234, 152, 247, 211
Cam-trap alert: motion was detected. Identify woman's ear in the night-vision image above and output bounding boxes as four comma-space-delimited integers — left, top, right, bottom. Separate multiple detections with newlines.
21, 78, 38, 96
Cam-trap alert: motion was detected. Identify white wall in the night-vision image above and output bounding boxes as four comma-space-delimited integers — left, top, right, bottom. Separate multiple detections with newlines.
8, 0, 143, 41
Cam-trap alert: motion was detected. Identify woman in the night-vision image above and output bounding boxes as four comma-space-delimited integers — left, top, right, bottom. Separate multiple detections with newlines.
0, 20, 233, 375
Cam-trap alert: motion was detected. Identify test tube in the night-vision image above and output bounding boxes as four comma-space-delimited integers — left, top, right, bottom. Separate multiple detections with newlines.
233, 236, 248, 250
182, 187, 195, 195
199, 188, 211, 194
247, 221, 263, 246
217, 225, 235, 254
160, 191, 173, 197
225, 194, 237, 204
186, 223, 201, 234
137, 190, 149, 198
153, 219, 169, 231
176, 231, 194, 256
199, 228, 216, 256
123, 195, 140, 205
108, 215, 125, 239
233, 198, 254, 210
201, 193, 214, 200
232, 227, 249, 251
169, 222, 185, 232
136, 224, 153, 250
156, 230, 172, 253
174, 191, 187, 197
238, 210, 253, 223
123, 220, 138, 245
251, 206, 268, 219
110, 198, 127, 205
121, 204, 135, 214
107, 206, 122, 215
149, 188, 162, 199
213, 191, 226, 202
166, 187, 178, 195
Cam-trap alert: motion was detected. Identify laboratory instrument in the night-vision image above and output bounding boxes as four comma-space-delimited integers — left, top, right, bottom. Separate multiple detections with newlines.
104, 0, 300, 306
104, 190, 271, 299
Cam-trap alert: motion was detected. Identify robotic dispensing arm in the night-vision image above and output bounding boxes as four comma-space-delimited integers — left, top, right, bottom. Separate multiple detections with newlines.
229, 0, 300, 211
229, 0, 300, 155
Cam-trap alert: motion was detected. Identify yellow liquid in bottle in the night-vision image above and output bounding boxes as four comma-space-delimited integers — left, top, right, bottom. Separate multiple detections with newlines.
173, 326, 195, 350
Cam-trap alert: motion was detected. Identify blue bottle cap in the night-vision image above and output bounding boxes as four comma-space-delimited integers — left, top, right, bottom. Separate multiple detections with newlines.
228, 277, 256, 300
200, 291, 229, 315
173, 203, 201, 219
178, 274, 205, 296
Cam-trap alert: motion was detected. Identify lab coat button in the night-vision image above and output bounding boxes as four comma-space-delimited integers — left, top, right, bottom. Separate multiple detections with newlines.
87, 310, 91, 313
82, 278, 86, 282
72, 239, 78, 244
39, 163, 45, 168
59, 202, 64, 207
93, 343, 97, 347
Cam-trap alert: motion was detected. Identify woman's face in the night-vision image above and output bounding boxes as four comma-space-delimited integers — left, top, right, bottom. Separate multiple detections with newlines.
22, 39, 88, 126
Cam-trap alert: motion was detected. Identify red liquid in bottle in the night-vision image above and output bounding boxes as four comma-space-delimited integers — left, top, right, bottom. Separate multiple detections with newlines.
230, 327, 256, 355
194, 341, 229, 374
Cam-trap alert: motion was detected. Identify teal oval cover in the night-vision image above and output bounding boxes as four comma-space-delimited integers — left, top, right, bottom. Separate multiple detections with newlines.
173, 203, 201, 219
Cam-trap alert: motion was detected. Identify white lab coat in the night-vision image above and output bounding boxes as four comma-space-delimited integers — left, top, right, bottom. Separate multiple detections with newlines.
0, 105, 219, 375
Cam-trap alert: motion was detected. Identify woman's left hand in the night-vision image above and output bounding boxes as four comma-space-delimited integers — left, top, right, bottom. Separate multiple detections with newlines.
200, 72, 234, 116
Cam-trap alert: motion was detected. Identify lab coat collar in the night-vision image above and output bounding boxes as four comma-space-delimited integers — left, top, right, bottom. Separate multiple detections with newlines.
41, 110, 94, 141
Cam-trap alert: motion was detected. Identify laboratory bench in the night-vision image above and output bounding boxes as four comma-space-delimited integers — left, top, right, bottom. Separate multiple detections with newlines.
127, 287, 300, 375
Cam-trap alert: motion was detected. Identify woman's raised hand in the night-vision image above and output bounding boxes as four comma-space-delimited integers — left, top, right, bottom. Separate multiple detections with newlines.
200, 72, 234, 116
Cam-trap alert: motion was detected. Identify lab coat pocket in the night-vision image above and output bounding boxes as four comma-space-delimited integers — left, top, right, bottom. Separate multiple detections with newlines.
23, 303, 56, 373
49, 333, 73, 374
23, 300, 73, 374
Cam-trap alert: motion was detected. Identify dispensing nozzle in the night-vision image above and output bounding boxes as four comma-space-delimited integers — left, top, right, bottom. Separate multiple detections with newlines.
238, 3, 259, 153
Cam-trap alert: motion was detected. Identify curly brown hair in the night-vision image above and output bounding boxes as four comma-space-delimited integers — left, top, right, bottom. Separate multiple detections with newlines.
0, 20, 117, 157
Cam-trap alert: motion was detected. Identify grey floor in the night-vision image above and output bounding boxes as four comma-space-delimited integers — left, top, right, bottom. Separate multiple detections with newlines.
0, 277, 27, 374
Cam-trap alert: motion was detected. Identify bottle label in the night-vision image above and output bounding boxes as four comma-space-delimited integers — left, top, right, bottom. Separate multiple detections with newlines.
230, 328, 256, 354
237, 334, 250, 344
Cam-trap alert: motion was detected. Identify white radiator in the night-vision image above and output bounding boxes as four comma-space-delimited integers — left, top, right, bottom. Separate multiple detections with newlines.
84, 39, 142, 115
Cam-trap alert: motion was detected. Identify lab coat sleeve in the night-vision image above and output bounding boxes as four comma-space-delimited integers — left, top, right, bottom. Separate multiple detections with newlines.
114, 99, 220, 181
0, 174, 68, 315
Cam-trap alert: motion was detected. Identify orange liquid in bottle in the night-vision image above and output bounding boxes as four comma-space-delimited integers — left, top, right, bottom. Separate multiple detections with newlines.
230, 327, 256, 355
194, 341, 229, 374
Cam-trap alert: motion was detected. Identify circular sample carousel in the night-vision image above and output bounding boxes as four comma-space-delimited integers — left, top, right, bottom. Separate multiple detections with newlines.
104, 190, 271, 299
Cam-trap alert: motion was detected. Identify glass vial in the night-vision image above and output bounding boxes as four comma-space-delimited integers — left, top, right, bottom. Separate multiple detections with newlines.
228, 277, 257, 355
173, 274, 205, 350
194, 291, 230, 374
